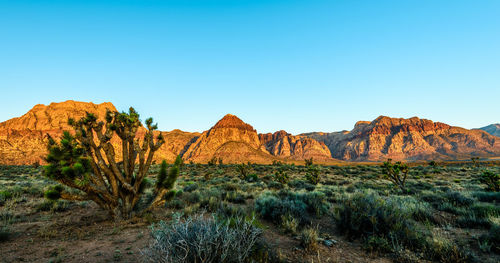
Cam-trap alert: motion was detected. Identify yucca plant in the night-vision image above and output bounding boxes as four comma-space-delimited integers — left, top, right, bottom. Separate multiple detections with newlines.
43, 108, 180, 220
381, 159, 409, 190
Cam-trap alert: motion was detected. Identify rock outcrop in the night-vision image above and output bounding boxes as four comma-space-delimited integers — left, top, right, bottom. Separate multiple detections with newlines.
259, 130, 332, 161
182, 114, 273, 163
182, 114, 335, 163
0, 101, 199, 165
302, 116, 500, 161
3, 102, 496, 164
479, 124, 500, 137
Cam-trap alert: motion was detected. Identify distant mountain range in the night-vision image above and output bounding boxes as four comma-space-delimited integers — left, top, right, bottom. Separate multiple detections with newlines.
0, 100, 499, 164
479, 124, 500, 137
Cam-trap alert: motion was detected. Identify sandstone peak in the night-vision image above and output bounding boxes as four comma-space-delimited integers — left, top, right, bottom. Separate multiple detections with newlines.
0, 100, 117, 131
211, 114, 255, 131
354, 120, 371, 127
302, 115, 500, 161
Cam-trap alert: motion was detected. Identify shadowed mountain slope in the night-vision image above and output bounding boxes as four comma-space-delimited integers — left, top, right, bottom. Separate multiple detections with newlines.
302, 116, 500, 161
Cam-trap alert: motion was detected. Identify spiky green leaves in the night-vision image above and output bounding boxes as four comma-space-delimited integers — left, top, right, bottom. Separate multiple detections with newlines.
381, 159, 409, 190
44, 185, 64, 201
480, 170, 500, 192
156, 157, 182, 191
44, 131, 91, 183
156, 160, 168, 189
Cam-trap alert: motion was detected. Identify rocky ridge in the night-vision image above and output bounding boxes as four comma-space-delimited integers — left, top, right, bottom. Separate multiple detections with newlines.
302, 116, 500, 161
0, 103, 333, 164
479, 124, 500, 137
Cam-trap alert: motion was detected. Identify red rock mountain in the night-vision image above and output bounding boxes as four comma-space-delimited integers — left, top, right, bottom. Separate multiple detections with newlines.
3, 102, 497, 164
182, 114, 333, 163
0, 101, 200, 165
302, 116, 500, 161
0, 101, 116, 165
0, 103, 333, 164
259, 131, 332, 161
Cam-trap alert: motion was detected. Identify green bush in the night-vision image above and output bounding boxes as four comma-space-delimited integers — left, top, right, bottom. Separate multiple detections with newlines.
142, 214, 262, 263
481, 224, 500, 254
0, 191, 12, 201
255, 193, 307, 224
444, 191, 474, 207
470, 202, 500, 218
305, 166, 320, 185
255, 190, 329, 225
472, 191, 500, 203
299, 227, 319, 253
364, 236, 391, 254
273, 169, 289, 184
336, 191, 425, 251
480, 170, 500, 192
0, 225, 10, 242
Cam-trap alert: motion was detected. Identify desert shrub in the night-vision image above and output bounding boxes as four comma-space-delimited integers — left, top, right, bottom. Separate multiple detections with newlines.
183, 183, 198, 192
423, 234, 471, 263
304, 158, 313, 167
479, 224, 500, 254
244, 173, 259, 182
419, 190, 446, 204
166, 199, 185, 210
0, 191, 13, 206
255, 191, 329, 225
36, 200, 69, 212
44, 185, 64, 201
297, 191, 329, 217
0, 225, 10, 242
216, 202, 247, 219
255, 193, 307, 224
472, 191, 500, 203
273, 169, 289, 184
266, 181, 284, 190
479, 170, 500, 192
223, 191, 247, 204
280, 214, 298, 234
183, 191, 202, 204
299, 227, 319, 253
0, 191, 12, 201
288, 179, 315, 191
444, 191, 474, 207
221, 183, 239, 192
305, 165, 321, 185
142, 214, 262, 263
390, 196, 435, 224
364, 236, 392, 254
336, 191, 425, 251
456, 214, 492, 229
470, 202, 500, 218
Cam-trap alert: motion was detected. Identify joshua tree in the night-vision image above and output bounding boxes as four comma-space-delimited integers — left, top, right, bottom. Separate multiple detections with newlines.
471, 157, 480, 167
480, 170, 500, 192
236, 163, 250, 179
207, 156, 218, 166
304, 158, 314, 167
381, 159, 409, 190
43, 108, 179, 220
274, 168, 289, 184
305, 165, 321, 185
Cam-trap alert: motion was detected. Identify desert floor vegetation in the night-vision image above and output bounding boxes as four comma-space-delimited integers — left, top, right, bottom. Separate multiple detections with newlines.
0, 161, 499, 262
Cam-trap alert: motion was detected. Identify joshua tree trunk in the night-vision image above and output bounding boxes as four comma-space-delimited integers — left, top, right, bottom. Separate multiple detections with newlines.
44, 108, 179, 220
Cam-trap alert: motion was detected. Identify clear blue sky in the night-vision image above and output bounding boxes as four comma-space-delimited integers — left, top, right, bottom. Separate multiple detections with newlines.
1, 0, 499, 134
